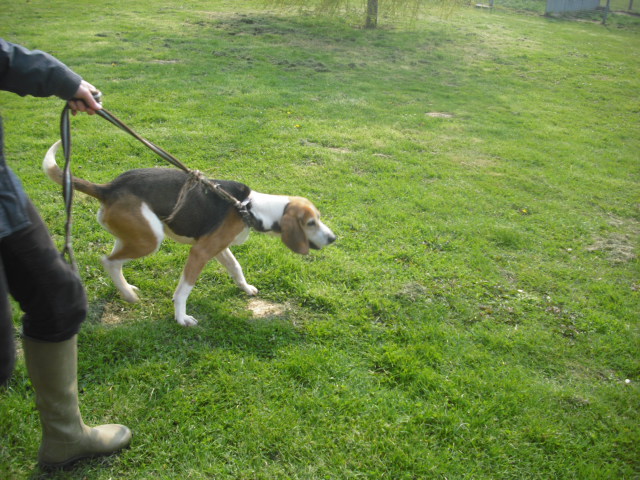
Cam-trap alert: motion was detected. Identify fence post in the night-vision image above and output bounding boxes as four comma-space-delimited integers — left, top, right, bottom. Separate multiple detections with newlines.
365, 0, 378, 29
602, 0, 611, 24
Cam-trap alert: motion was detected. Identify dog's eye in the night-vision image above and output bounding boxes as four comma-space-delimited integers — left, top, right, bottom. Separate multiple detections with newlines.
307, 219, 317, 227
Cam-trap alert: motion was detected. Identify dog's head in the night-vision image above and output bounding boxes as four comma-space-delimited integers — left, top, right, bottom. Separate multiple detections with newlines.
280, 197, 336, 255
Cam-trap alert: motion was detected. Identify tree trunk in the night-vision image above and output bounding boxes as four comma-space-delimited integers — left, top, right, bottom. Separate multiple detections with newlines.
365, 0, 379, 29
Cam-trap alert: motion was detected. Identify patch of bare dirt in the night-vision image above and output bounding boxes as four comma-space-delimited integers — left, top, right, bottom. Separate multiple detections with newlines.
300, 139, 352, 154
586, 233, 636, 263
247, 299, 287, 318
101, 302, 128, 325
426, 112, 454, 118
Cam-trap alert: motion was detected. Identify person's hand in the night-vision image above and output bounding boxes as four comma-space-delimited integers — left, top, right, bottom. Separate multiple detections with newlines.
68, 80, 102, 116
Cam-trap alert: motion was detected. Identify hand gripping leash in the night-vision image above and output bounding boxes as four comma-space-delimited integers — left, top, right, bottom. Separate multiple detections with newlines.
58, 92, 258, 270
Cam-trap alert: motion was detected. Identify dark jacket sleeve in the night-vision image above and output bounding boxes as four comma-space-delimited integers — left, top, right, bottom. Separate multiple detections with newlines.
0, 38, 82, 100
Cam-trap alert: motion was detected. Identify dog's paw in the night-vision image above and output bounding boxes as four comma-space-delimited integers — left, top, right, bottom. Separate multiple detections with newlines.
122, 286, 140, 303
243, 284, 259, 296
177, 315, 198, 327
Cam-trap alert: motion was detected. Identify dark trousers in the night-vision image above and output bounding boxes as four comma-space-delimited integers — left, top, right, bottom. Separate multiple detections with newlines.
0, 199, 87, 386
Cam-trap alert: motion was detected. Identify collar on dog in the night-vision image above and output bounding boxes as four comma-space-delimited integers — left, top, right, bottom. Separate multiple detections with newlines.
166, 169, 261, 230
241, 197, 272, 233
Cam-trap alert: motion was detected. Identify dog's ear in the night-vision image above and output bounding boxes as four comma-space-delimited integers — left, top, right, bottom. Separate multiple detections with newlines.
281, 207, 310, 255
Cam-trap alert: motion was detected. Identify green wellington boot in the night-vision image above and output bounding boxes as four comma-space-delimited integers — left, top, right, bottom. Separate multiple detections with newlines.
23, 335, 132, 468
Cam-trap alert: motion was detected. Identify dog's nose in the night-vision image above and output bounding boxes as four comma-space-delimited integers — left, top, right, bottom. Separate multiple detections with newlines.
328, 234, 336, 245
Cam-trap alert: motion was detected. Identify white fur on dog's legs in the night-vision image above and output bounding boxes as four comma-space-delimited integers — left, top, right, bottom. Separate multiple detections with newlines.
173, 275, 197, 327
215, 248, 258, 296
101, 256, 140, 303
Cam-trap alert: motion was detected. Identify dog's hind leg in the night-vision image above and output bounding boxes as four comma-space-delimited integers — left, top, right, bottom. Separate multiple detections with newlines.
101, 248, 140, 303
98, 201, 164, 303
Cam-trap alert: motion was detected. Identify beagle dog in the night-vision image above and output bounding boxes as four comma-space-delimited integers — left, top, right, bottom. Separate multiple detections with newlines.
43, 141, 336, 326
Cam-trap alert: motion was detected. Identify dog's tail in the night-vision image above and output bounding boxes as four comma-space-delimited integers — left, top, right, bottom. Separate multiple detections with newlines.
43, 140, 104, 200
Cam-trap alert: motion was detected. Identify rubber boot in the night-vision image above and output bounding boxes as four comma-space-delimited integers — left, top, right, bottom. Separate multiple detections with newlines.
23, 335, 132, 468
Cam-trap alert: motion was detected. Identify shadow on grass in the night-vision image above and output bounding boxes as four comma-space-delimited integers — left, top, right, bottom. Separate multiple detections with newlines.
83, 296, 302, 366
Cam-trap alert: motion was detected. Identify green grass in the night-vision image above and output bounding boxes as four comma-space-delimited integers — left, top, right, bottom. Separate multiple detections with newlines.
1, 1, 638, 478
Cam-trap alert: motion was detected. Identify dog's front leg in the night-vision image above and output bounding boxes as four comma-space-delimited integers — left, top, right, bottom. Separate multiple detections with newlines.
215, 248, 258, 296
173, 275, 197, 327
173, 244, 212, 327
173, 216, 247, 326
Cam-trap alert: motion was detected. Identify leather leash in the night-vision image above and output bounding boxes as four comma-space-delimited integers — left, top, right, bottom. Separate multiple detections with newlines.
58, 94, 257, 270
59, 103, 77, 271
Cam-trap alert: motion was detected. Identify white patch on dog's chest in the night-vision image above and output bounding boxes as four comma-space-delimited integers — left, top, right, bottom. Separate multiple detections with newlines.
231, 227, 250, 246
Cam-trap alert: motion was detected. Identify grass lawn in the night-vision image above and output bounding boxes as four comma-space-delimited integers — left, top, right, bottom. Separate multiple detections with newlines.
1, 0, 638, 478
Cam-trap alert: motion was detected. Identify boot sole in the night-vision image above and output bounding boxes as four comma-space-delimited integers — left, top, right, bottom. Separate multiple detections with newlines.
39, 442, 131, 470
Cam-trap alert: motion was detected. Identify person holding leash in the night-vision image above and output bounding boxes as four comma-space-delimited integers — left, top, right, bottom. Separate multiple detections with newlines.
0, 38, 131, 468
